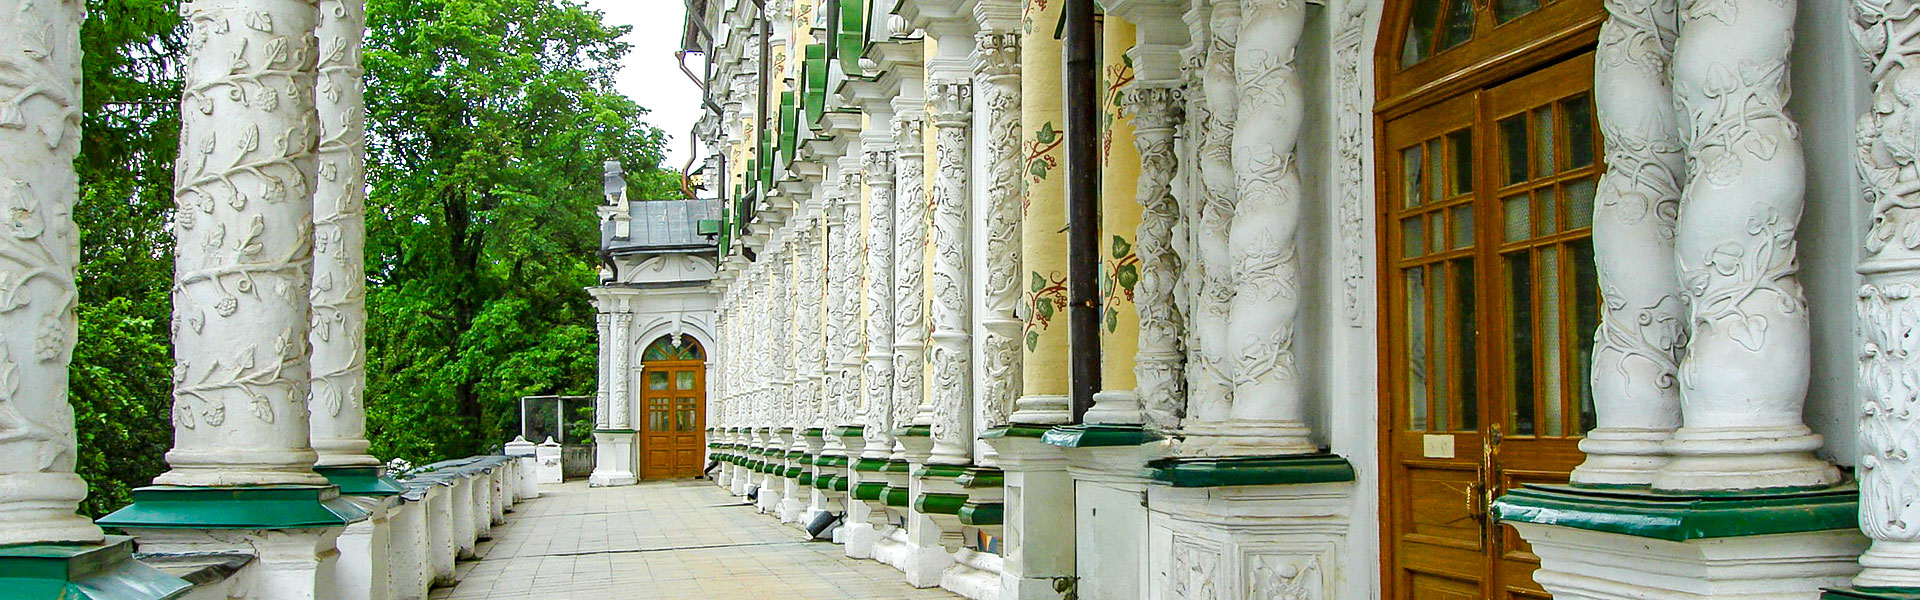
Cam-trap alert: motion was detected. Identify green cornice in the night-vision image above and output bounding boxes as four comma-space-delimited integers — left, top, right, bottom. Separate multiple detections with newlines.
836, 0, 863, 75
914, 464, 967, 480
1491, 484, 1859, 543
893, 424, 931, 438
1145, 454, 1354, 488
915, 492, 968, 515
315, 466, 404, 497
959, 501, 1004, 527
1042, 424, 1163, 448
955, 467, 1005, 489
852, 457, 889, 472
1824, 588, 1920, 599
0, 537, 191, 600
98, 485, 370, 530
829, 425, 865, 438
803, 44, 828, 130
854, 481, 888, 501
981, 425, 1054, 439
883, 485, 910, 507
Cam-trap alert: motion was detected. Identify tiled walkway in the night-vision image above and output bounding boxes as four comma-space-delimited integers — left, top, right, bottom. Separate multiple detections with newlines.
433, 479, 961, 599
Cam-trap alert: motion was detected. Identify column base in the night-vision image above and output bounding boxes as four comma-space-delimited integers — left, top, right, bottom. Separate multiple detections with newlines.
0, 536, 191, 600
1572, 427, 1674, 487
1082, 390, 1143, 426
1175, 419, 1317, 456
1853, 540, 1920, 590
942, 548, 1005, 600
589, 430, 638, 487
1011, 394, 1072, 426
1652, 426, 1841, 492
1494, 484, 1866, 599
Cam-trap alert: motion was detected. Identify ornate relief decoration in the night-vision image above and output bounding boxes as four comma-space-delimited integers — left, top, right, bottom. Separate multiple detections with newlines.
310, 0, 376, 466
892, 113, 929, 430
0, 0, 103, 546
976, 29, 1023, 428
864, 148, 897, 451
1168, 538, 1221, 600
160, 0, 328, 487
927, 80, 975, 463
610, 312, 633, 428
1186, 0, 1240, 425
831, 163, 865, 427
1333, 0, 1368, 326
1247, 554, 1322, 600
595, 312, 612, 428
1654, 0, 1837, 492
1853, 0, 1920, 587
1128, 85, 1187, 429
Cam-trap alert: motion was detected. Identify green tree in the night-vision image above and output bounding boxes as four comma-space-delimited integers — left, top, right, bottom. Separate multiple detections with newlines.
362, 0, 678, 461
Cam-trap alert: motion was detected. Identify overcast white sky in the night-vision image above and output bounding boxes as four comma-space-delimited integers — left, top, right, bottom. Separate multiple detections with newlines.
585, 0, 705, 174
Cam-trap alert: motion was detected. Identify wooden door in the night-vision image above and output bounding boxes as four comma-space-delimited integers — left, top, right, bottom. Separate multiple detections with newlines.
1381, 55, 1603, 600
640, 360, 706, 479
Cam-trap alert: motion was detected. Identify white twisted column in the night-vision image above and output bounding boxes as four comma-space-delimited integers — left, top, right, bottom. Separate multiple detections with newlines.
1184, 0, 1238, 437
828, 164, 863, 430
975, 30, 1030, 427
310, 0, 376, 467
595, 312, 611, 429
893, 113, 929, 438
609, 312, 632, 430
1855, 1, 1920, 586
863, 149, 897, 456
0, 0, 102, 545
1573, 0, 1686, 486
160, 0, 327, 486
927, 80, 974, 465
1653, 0, 1837, 492
1127, 86, 1186, 429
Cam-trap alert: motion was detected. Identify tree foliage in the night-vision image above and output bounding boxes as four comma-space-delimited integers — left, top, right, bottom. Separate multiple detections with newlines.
64, 0, 677, 515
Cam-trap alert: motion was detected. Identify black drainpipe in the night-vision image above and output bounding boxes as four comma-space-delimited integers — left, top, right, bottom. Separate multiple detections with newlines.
1064, 0, 1099, 422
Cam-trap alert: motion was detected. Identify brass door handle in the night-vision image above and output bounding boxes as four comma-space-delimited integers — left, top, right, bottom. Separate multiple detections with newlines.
1465, 482, 1485, 521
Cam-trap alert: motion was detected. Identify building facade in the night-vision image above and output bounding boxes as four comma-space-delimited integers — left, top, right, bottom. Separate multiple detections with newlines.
689, 0, 1920, 598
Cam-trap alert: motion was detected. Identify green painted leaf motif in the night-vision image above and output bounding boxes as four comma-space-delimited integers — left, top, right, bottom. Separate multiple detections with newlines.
1029, 160, 1048, 181
1031, 271, 1046, 293
1105, 310, 1117, 332
1036, 122, 1058, 145
1026, 331, 1039, 351
1036, 299, 1054, 320
1117, 264, 1139, 290
1111, 235, 1131, 259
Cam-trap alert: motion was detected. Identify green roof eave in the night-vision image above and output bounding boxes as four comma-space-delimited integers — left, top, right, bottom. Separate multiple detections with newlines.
836, 0, 864, 76
98, 485, 371, 530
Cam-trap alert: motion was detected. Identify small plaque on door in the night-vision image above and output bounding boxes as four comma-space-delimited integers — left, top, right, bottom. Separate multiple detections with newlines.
1422, 434, 1455, 459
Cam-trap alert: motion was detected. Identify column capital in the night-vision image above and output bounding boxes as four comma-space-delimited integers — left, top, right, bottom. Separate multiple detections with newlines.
928, 81, 974, 124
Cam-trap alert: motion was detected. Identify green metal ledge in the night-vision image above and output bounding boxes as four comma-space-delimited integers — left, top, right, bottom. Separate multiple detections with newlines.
915, 464, 967, 480
815, 455, 850, 467
1145, 454, 1354, 488
1490, 484, 1859, 543
829, 425, 865, 438
854, 481, 888, 501
892, 424, 932, 438
831, 476, 850, 492
785, 466, 804, 478
1042, 424, 1164, 448
883, 485, 910, 507
915, 492, 968, 515
852, 457, 889, 472
0, 536, 191, 600
315, 465, 404, 497
787, 450, 806, 459
812, 474, 836, 490
802, 428, 826, 438
99, 485, 370, 530
594, 428, 638, 434
959, 501, 1004, 527
955, 467, 1005, 489
880, 459, 912, 473
980, 425, 1054, 439
798, 473, 814, 486
1824, 588, 1920, 599
796, 455, 814, 465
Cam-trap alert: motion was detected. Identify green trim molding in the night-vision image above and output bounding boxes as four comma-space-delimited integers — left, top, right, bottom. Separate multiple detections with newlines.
314, 465, 404, 497
854, 481, 888, 501
1042, 424, 1164, 448
1145, 454, 1354, 488
1491, 484, 1859, 543
784, 467, 803, 478
798, 473, 814, 486
1824, 588, 1920, 599
0, 536, 191, 600
892, 424, 931, 438
981, 425, 1053, 439
98, 485, 371, 530
852, 457, 888, 472
880, 459, 911, 473
883, 485, 910, 508
593, 429, 638, 434
959, 501, 1004, 527
915, 492, 968, 515
829, 425, 865, 438
955, 467, 1004, 489
914, 464, 967, 480
802, 427, 826, 438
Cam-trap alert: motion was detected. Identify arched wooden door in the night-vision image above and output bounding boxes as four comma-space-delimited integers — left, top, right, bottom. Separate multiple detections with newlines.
1376, 0, 1605, 598
639, 335, 706, 479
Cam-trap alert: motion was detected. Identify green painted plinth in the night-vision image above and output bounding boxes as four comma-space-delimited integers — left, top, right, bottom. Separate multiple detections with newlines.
316, 466, 404, 497
1826, 589, 1920, 599
959, 501, 1004, 527
98, 485, 370, 530
883, 485, 910, 508
1041, 424, 1163, 448
891, 424, 931, 438
1145, 454, 1354, 488
955, 467, 1005, 489
981, 425, 1053, 439
0, 536, 191, 600
915, 492, 968, 515
1491, 484, 1858, 542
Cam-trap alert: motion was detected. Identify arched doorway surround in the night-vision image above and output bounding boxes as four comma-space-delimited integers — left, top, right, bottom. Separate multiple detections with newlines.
1374, 0, 1604, 597
639, 334, 706, 479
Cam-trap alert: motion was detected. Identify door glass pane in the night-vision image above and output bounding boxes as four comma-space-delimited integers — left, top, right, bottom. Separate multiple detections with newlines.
1407, 267, 1429, 431
1403, 216, 1426, 258
676, 371, 696, 390
1496, 0, 1539, 22
648, 371, 669, 390
1505, 252, 1535, 436
1428, 140, 1445, 202
1500, 115, 1528, 185
1572, 239, 1600, 434
1502, 195, 1530, 242
1403, 144, 1426, 207
1540, 246, 1563, 437
1565, 177, 1597, 230
1454, 258, 1478, 430
1535, 187, 1558, 235
650, 409, 671, 432
1564, 94, 1595, 169
1433, 264, 1450, 431
1402, 0, 1444, 65
1439, 0, 1477, 51
1451, 205, 1474, 249
1430, 213, 1446, 254
1533, 106, 1556, 176
1449, 130, 1474, 195
678, 399, 697, 432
